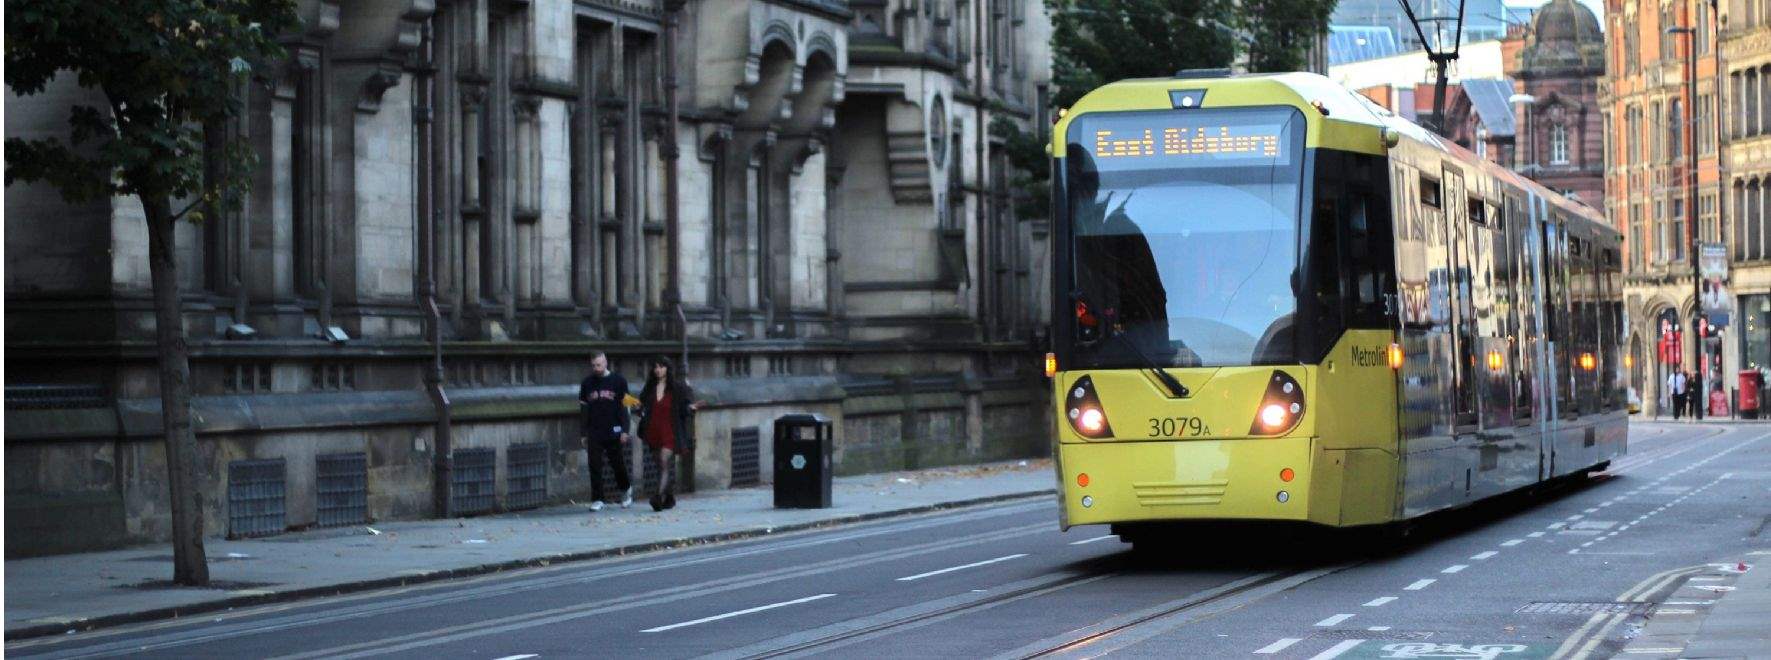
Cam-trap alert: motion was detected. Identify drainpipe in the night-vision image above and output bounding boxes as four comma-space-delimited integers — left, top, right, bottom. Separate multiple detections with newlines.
417, 19, 454, 518
974, 0, 988, 341
664, 0, 684, 335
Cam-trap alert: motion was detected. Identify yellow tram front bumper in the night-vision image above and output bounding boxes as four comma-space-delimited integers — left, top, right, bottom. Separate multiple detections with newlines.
1057, 437, 1397, 529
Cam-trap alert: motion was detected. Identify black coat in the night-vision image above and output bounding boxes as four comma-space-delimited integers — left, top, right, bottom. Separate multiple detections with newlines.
636, 381, 696, 452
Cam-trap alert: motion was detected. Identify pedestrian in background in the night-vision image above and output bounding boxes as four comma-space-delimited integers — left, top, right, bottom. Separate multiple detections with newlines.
580, 352, 634, 511
637, 356, 699, 511
1686, 369, 1700, 418
1668, 369, 1687, 420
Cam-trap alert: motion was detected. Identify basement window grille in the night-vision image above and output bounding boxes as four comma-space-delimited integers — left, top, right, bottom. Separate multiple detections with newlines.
315, 452, 368, 527
506, 443, 548, 510
730, 428, 762, 487
228, 458, 287, 538
451, 448, 497, 515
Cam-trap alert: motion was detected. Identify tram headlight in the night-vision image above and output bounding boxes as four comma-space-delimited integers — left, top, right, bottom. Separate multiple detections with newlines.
1249, 370, 1305, 436
1065, 376, 1114, 438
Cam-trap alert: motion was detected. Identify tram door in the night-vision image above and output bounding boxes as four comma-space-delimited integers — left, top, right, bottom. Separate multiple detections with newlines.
1443, 166, 1479, 433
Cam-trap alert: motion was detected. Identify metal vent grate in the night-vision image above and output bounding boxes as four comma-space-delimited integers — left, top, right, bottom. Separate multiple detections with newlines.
315, 452, 368, 527
451, 448, 497, 515
730, 428, 761, 487
228, 459, 287, 538
506, 443, 548, 510
1516, 601, 1654, 614
5, 384, 108, 409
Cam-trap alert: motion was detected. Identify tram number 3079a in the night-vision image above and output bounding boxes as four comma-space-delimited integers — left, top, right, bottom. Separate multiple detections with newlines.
1147, 416, 1211, 438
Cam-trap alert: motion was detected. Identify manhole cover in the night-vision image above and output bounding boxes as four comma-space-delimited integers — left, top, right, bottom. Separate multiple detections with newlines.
1516, 601, 1653, 614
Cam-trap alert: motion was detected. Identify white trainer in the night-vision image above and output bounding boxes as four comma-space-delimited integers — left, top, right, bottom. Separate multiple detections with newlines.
589, 500, 605, 512
620, 486, 634, 509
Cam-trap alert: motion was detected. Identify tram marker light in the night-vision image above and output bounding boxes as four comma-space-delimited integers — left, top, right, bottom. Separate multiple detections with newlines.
1079, 408, 1107, 434
1487, 351, 1504, 372
1044, 352, 1058, 378
1249, 370, 1305, 436
1280, 468, 1295, 482
1388, 344, 1405, 370
1580, 353, 1596, 371
1077, 473, 1090, 488
1259, 404, 1287, 428
1066, 376, 1114, 438
1276, 491, 1290, 503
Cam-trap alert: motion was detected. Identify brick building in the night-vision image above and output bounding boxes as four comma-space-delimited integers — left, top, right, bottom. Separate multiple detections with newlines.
1602, 0, 1729, 415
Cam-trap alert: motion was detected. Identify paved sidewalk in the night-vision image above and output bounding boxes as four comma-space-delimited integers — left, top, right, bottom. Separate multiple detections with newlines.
1619, 551, 1770, 659
3, 458, 1056, 640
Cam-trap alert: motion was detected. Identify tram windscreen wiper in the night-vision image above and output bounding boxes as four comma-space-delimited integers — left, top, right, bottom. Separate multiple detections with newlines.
1111, 329, 1190, 398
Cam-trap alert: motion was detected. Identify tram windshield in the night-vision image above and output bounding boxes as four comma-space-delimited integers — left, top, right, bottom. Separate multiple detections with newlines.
1063, 106, 1306, 368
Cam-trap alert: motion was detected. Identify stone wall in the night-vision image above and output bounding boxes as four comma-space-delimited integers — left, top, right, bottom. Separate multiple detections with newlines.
4, 358, 1047, 557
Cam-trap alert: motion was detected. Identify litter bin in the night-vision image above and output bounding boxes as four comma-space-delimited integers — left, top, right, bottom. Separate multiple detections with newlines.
773, 413, 833, 508
1740, 371, 1762, 419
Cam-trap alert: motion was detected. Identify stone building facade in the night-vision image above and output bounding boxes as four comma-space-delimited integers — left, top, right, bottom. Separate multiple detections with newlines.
1723, 0, 1771, 398
1603, 0, 1732, 415
4, 0, 1055, 555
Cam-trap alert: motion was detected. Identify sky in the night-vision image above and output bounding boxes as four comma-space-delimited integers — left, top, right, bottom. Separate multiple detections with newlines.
1504, 0, 1609, 31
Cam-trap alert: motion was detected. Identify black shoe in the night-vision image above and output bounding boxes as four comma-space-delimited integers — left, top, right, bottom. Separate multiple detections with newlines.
664, 493, 677, 510
649, 494, 664, 512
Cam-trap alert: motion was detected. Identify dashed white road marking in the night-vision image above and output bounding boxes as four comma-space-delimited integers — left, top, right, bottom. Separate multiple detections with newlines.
1584, 508, 1600, 513
1567, 514, 1585, 521
895, 554, 1027, 581
1442, 565, 1468, 574
492, 655, 539, 660
1367, 626, 1391, 631
1405, 579, 1436, 590
1528, 532, 1546, 538
1253, 638, 1302, 654
1363, 596, 1397, 607
1471, 551, 1498, 560
1307, 639, 1366, 660
1315, 613, 1355, 627
1656, 608, 1697, 614
1548, 522, 1568, 529
1069, 535, 1116, 546
641, 593, 837, 633
1502, 539, 1525, 546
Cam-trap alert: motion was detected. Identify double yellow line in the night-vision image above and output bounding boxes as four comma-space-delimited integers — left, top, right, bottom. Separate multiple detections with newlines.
1548, 563, 1706, 660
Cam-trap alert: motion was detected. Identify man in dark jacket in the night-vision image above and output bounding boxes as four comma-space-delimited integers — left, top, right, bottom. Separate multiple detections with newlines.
579, 352, 633, 510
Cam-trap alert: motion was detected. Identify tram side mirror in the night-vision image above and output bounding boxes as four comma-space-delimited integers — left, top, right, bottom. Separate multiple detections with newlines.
1381, 128, 1401, 149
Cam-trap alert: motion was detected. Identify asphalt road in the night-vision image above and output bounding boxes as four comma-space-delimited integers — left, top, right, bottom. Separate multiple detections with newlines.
8, 422, 1766, 660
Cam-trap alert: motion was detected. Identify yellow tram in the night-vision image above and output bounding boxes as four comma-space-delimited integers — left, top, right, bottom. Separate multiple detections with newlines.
1047, 71, 1628, 542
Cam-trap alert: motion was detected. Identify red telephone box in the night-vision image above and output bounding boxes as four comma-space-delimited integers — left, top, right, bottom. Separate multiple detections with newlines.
1740, 372, 1762, 419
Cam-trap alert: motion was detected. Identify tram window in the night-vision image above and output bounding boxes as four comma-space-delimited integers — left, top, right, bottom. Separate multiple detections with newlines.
1421, 176, 1442, 208
1508, 195, 1533, 420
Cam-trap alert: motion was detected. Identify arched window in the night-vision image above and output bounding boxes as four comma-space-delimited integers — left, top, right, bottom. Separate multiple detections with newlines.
1550, 124, 1569, 165
1737, 180, 1750, 261
1752, 179, 1766, 261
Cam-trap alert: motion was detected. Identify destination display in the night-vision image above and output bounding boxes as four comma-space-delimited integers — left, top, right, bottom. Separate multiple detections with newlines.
1068, 107, 1300, 170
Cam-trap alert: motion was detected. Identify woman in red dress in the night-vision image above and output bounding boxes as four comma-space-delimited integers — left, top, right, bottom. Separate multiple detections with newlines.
637, 356, 698, 510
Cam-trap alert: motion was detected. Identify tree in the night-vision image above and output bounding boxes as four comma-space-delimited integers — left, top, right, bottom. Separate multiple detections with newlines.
1047, 0, 1238, 108
1236, 0, 1339, 74
5, 0, 298, 586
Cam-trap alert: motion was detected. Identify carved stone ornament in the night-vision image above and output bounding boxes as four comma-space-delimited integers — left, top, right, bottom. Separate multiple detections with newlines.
357, 64, 403, 114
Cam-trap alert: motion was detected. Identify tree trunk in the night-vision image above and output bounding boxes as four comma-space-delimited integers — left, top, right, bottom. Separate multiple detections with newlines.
144, 194, 210, 586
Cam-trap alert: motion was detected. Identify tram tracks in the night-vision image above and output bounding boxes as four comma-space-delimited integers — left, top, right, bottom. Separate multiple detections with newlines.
717, 562, 1353, 660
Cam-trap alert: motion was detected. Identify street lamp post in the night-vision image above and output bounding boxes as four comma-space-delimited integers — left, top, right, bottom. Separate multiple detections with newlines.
1669, 24, 1703, 418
